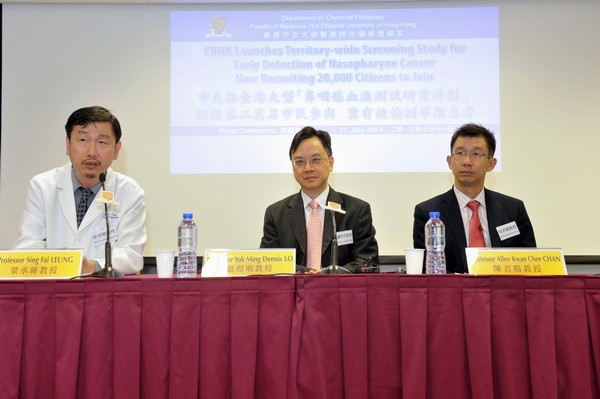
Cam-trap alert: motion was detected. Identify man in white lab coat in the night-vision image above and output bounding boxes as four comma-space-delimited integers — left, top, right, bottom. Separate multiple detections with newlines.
13, 106, 146, 275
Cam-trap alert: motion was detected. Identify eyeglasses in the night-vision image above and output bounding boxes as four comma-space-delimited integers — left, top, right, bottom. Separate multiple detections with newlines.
292, 156, 328, 169
451, 151, 492, 161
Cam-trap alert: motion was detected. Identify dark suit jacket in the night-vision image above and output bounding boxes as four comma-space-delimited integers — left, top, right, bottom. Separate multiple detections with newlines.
260, 188, 378, 273
413, 188, 537, 274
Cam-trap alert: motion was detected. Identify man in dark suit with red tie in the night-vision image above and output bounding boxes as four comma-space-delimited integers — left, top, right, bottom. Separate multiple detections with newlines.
260, 127, 378, 273
413, 124, 537, 274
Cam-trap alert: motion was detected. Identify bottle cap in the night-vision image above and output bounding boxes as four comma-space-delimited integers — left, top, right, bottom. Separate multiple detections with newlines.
183, 213, 193, 219
429, 211, 440, 219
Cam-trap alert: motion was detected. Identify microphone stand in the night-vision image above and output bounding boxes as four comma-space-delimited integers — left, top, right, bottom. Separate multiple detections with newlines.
91, 174, 123, 278
321, 208, 351, 274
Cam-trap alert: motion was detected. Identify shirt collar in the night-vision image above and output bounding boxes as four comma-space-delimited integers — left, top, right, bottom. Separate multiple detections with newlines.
71, 167, 102, 194
301, 186, 330, 210
453, 186, 486, 210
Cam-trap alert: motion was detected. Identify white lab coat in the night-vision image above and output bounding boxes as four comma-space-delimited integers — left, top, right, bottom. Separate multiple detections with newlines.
13, 163, 147, 275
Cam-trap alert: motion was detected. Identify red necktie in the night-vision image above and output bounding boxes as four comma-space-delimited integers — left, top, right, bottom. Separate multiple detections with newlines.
466, 201, 485, 247
307, 201, 322, 270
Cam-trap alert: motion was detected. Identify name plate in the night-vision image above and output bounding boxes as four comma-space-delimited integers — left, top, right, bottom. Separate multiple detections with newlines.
466, 248, 567, 275
0, 249, 84, 279
202, 249, 295, 277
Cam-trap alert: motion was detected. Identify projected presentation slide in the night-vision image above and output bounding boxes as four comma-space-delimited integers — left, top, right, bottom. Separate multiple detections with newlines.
171, 7, 499, 174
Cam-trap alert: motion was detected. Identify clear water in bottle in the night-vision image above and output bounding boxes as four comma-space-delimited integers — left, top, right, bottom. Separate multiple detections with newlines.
177, 213, 198, 278
425, 211, 447, 274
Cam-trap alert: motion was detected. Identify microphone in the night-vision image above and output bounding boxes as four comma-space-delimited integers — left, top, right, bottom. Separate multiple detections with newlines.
321, 205, 351, 274
90, 171, 123, 278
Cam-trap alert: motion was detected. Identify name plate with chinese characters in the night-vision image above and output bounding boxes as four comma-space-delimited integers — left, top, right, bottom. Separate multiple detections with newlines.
202, 249, 296, 277
466, 248, 567, 275
0, 249, 84, 279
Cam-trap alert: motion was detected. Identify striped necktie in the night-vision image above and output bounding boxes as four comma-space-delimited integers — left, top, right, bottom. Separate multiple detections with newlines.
76, 187, 94, 227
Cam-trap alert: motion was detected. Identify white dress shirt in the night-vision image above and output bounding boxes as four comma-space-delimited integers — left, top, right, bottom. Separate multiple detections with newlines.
453, 186, 491, 247
301, 186, 329, 231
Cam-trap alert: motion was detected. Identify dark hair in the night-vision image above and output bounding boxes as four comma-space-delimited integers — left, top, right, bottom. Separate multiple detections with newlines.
450, 123, 496, 156
65, 106, 122, 143
288, 126, 333, 159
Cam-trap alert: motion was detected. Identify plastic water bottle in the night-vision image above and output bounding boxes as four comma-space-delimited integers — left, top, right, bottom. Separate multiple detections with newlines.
425, 211, 446, 274
177, 213, 198, 278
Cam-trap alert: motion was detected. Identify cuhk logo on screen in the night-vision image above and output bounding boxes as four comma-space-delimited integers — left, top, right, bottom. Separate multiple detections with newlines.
206, 17, 232, 38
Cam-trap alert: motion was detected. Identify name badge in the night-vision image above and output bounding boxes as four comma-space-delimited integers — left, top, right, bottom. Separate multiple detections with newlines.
0, 249, 84, 279
202, 249, 295, 277
466, 248, 567, 275
496, 221, 520, 241
337, 230, 353, 246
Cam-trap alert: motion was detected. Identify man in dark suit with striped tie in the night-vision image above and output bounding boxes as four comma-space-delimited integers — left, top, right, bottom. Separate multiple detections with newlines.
260, 127, 378, 273
413, 123, 537, 274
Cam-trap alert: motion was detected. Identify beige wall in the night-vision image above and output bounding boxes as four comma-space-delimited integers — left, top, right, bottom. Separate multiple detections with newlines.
2, 0, 599, 258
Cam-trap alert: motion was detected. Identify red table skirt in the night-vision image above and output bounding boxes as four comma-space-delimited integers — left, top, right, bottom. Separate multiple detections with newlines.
1, 275, 599, 399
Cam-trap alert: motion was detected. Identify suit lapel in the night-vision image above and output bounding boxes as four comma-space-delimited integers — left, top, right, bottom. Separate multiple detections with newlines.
441, 189, 468, 267
286, 192, 307, 257
57, 164, 78, 233
484, 189, 502, 246
79, 178, 106, 232
323, 189, 343, 257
